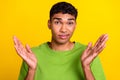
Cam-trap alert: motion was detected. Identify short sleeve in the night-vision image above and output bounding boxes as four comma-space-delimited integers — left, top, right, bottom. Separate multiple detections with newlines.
91, 56, 106, 80
18, 61, 28, 80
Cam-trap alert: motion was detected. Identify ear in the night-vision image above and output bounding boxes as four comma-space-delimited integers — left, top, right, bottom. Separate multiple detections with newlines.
48, 20, 51, 29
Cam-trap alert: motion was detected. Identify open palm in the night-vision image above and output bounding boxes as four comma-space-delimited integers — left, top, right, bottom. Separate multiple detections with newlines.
81, 34, 108, 67
13, 36, 37, 70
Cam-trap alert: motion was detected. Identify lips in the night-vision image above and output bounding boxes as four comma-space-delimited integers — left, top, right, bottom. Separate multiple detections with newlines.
58, 34, 69, 39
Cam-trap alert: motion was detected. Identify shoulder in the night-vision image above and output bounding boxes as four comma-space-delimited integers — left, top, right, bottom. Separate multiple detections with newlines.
71, 42, 87, 55
75, 42, 87, 50
31, 42, 48, 54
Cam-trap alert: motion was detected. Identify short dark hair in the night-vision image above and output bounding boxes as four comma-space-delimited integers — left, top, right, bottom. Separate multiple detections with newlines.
50, 2, 78, 20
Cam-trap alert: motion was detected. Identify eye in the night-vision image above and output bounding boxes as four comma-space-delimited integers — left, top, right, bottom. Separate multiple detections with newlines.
54, 21, 61, 24
67, 22, 74, 25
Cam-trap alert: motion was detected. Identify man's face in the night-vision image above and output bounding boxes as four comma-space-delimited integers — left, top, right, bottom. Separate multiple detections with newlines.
48, 13, 76, 44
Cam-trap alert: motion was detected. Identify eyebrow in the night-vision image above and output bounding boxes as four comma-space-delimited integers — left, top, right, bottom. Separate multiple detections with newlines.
52, 18, 75, 21
53, 18, 62, 20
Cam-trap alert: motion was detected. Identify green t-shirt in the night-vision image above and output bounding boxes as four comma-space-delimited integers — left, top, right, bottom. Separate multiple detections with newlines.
18, 42, 106, 80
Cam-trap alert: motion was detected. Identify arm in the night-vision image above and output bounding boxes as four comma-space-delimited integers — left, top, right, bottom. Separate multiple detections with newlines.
82, 65, 95, 80
81, 34, 108, 80
25, 68, 36, 80
13, 36, 37, 80
91, 57, 106, 80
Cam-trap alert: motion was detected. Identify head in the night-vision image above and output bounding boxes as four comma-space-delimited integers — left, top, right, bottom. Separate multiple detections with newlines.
48, 2, 78, 44
50, 2, 78, 21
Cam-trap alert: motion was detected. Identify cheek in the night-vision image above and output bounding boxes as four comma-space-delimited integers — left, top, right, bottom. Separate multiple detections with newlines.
51, 27, 59, 35
68, 26, 76, 33
52, 25, 61, 32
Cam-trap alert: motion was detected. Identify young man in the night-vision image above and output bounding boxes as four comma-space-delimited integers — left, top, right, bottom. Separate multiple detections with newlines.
13, 2, 108, 80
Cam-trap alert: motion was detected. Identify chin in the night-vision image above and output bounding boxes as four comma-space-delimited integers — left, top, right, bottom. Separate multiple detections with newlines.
56, 39, 70, 44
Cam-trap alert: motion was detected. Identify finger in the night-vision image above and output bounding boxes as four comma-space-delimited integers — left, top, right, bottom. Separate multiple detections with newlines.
26, 44, 33, 53
94, 34, 105, 47
14, 45, 24, 57
100, 35, 108, 46
100, 34, 108, 42
13, 36, 20, 45
15, 45, 28, 60
15, 43, 26, 54
94, 34, 108, 50
13, 36, 27, 53
13, 36, 18, 45
85, 42, 92, 53
14, 45, 21, 55
96, 44, 106, 54
14, 37, 28, 57
95, 37, 108, 53
81, 42, 92, 60
87, 42, 93, 55
95, 36, 108, 51
96, 34, 108, 47
13, 36, 23, 51
83, 42, 92, 56
13, 36, 24, 48
90, 46, 103, 60
88, 35, 107, 59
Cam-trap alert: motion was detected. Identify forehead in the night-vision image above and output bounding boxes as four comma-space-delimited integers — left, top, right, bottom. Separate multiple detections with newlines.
51, 13, 75, 21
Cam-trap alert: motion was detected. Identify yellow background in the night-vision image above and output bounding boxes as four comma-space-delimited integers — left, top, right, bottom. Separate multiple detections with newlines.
0, 0, 120, 80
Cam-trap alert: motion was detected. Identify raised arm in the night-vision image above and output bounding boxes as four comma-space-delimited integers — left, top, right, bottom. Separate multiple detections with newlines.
81, 34, 108, 80
13, 36, 37, 80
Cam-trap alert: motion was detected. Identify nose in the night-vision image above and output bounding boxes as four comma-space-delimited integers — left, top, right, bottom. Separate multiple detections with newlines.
60, 24, 67, 33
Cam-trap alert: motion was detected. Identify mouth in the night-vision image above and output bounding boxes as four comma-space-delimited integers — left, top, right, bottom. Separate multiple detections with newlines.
58, 34, 70, 39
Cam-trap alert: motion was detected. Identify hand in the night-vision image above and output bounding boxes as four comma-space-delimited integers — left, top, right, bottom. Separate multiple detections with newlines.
13, 36, 37, 70
81, 34, 108, 67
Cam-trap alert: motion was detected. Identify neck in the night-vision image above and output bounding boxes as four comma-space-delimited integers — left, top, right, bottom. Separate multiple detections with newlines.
49, 41, 74, 51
